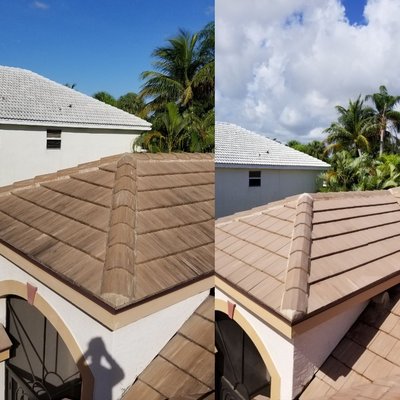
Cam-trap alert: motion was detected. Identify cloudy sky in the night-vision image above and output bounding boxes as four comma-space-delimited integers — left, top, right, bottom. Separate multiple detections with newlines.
216, 0, 400, 143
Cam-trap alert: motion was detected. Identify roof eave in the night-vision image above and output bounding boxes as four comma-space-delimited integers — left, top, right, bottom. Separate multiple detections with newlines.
0, 119, 152, 131
215, 162, 330, 170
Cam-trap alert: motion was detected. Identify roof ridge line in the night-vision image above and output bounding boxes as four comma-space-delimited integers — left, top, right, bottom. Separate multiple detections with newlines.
280, 193, 313, 322
101, 154, 137, 307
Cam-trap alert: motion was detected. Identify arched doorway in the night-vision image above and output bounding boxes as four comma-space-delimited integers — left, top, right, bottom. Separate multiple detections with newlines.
216, 311, 271, 399
5, 296, 82, 399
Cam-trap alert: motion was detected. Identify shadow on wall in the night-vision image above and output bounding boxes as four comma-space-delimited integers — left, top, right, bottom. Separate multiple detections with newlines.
82, 337, 125, 400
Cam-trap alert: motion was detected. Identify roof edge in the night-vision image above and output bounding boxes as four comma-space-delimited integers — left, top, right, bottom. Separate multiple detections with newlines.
280, 193, 313, 322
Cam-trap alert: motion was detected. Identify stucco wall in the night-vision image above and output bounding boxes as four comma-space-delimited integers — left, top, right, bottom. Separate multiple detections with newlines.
216, 289, 295, 400
292, 301, 367, 397
216, 167, 323, 217
0, 255, 208, 399
0, 126, 142, 186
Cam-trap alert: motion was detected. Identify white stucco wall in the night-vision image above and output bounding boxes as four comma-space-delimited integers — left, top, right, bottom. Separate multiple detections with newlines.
216, 167, 324, 217
216, 289, 295, 400
292, 301, 368, 397
0, 126, 143, 186
0, 255, 209, 400
216, 289, 368, 400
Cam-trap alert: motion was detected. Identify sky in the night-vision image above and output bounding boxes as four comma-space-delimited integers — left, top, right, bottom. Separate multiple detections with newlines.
0, 0, 213, 98
216, 0, 400, 143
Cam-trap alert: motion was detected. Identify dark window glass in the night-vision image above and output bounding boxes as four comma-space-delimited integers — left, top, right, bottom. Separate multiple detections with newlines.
249, 171, 261, 187
46, 130, 61, 149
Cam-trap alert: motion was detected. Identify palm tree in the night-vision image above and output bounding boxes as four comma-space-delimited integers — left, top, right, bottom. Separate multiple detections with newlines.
365, 85, 400, 156
140, 23, 214, 113
134, 102, 188, 153
185, 109, 214, 152
325, 96, 374, 157
117, 92, 146, 118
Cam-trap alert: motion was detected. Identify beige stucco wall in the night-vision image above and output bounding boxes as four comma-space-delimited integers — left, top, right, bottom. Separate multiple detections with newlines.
216, 166, 324, 217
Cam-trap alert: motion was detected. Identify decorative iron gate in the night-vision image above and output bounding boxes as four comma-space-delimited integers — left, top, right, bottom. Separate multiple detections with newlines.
216, 312, 271, 400
5, 297, 82, 400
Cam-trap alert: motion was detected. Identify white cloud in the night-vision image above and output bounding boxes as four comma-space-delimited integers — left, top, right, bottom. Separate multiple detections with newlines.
33, 1, 49, 10
216, 0, 400, 142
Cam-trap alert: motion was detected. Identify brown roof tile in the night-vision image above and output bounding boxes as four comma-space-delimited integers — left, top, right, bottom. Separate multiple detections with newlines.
301, 287, 400, 399
0, 153, 214, 309
122, 296, 214, 400
216, 190, 400, 323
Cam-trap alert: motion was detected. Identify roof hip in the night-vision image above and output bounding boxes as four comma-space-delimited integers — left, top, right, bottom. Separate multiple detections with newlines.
101, 155, 138, 306
281, 193, 313, 322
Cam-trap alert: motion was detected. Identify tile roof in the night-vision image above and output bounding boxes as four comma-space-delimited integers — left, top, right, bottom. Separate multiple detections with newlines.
216, 189, 400, 323
122, 296, 215, 400
300, 285, 400, 399
215, 122, 330, 169
0, 152, 214, 309
0, 66, 151, 130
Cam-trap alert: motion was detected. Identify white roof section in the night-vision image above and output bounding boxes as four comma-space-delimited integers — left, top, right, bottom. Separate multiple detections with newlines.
0, 66, 151, 131
216, 122, 330, 169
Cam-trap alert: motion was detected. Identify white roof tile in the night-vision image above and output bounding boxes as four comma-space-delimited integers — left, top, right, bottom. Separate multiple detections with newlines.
0, 66, 151, 130
216, 122, 330, 169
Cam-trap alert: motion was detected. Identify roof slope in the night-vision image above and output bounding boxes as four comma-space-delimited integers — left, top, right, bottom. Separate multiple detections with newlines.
300, 286, 400, 399
0, 66, 151, 130
215, 122, 330, 169
0, 153, 214, 309
216, 189, 400, 323
122, 296, 215, 400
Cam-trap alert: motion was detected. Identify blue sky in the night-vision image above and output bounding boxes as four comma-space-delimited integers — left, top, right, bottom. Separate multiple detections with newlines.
0, 0, 213, 97
341, 0, 367, 24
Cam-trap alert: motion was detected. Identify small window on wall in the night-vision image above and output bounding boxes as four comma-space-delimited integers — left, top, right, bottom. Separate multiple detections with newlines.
46, 130, 61, 149
249, 171, 261, 187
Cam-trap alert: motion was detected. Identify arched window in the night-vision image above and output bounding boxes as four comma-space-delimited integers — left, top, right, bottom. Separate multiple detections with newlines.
5, 296, 82, 399
216, 311, 271, 399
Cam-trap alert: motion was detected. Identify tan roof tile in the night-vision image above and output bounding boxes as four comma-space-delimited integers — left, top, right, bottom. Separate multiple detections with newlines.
217, 190, 400, 323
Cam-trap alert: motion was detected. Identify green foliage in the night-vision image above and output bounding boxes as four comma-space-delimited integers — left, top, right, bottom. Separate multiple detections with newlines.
365, 85, 400, 156
93, 91, 117, 106
319, 151, 400, 192
325, 96, 374, 157
287, 140, 328, 162
136, 22, 214, 153
140, 23, 214, 114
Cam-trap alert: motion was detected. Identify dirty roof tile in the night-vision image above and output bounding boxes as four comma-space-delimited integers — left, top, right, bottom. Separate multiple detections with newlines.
0, 153, 214, 309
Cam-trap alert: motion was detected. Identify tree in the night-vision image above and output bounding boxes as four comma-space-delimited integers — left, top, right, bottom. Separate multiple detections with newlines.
365, 85, 400, 156
93, 91, 117, 106
140, 23, 215, 113
134, 102, 188, 153
287, 140, 327, 161
325, 96, 374, 157
117, 92, 146, 118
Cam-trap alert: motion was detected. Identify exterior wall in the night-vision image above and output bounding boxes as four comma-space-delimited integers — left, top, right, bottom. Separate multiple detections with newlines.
216, 289, 294, 400
0, 126, 142, 186
292, 301, 367, 397
0, 298, 5, 400
0, 255, 208, 400
216, 167, 323, 217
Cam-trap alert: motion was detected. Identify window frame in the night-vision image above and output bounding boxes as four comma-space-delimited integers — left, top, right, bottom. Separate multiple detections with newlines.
46, 129, 62, 149
249, 170, 261, 187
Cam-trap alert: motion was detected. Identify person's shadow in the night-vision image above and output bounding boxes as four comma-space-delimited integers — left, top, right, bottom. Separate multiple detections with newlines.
83, 337, 125, 400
